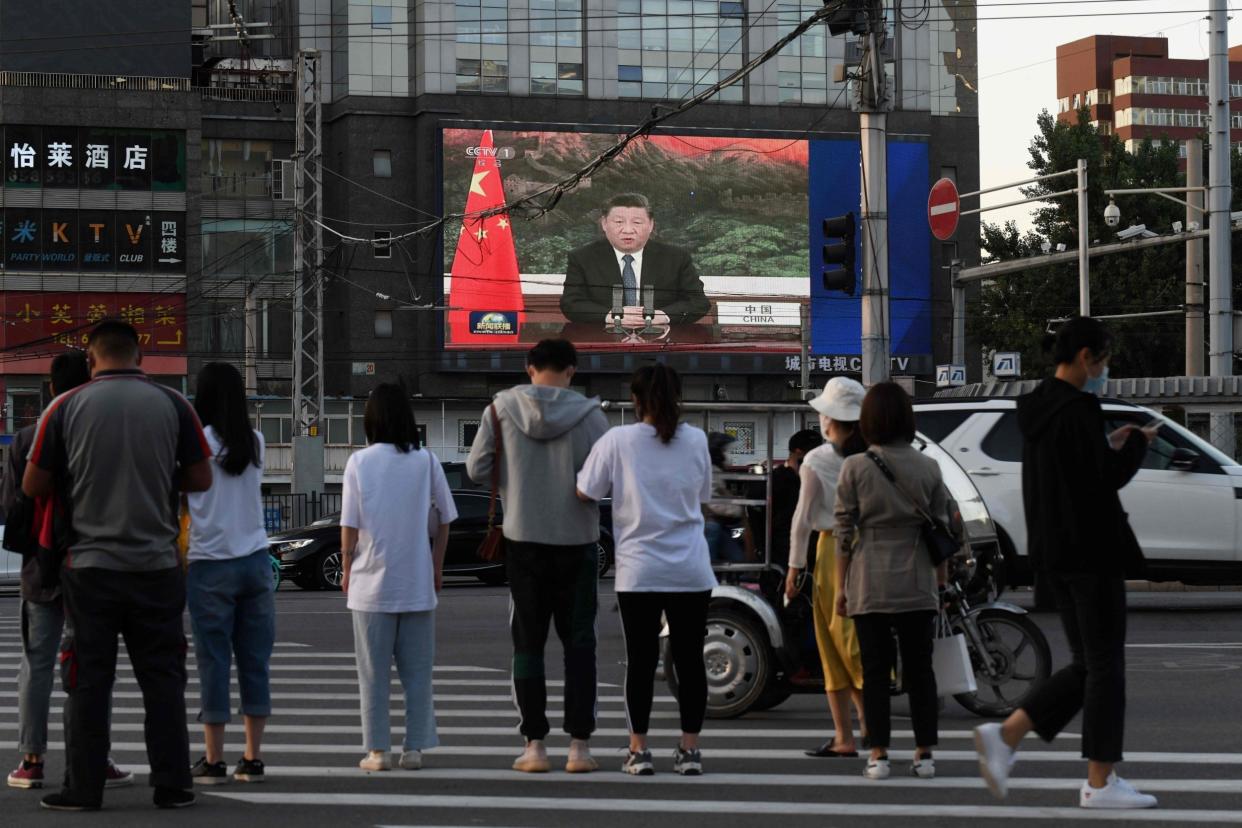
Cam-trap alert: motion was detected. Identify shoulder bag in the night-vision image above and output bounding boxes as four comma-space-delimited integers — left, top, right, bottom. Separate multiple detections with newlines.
865, 451, 960, 566
477, 404, 505, 563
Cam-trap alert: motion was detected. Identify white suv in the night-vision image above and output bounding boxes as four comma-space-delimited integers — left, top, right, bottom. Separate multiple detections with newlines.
913, 397, 1242, 587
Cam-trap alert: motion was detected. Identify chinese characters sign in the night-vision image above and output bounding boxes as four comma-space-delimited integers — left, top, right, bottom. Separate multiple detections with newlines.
2, 210, 184, 273
3, 126, 185, 190
1, 292, 187, 354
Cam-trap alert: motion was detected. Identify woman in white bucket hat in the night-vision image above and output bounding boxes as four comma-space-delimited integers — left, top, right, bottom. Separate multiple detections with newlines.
785, 377, 868, 758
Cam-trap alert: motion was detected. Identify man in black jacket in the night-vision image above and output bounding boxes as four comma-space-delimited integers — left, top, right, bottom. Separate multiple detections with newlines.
973, 316, 1158, 811
559, 193, 709, 326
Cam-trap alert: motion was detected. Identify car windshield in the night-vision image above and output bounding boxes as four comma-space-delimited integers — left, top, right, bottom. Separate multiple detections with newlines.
310, 512, 340, 527
1157, 416, 1238, 467
915, 432, 994, 537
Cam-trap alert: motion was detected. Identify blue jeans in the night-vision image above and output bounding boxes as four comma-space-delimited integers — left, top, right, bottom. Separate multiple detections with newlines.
352, 610, 438, 752
18, 599, 65, 755
187, 549, 276, 724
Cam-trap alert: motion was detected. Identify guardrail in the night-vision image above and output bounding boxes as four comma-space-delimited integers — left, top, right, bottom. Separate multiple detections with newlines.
0, 71, 189, 91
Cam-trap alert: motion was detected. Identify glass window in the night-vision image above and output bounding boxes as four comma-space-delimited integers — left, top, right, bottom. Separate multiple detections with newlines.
981, 413, 1023, 463
260, 416, 292, 445
326, 417, 350, 445
373, 230, 392, 258
372, 5, 392, 29
459, 420, 481, 449
618, 64, 643, 83
374, 309, 393, 338
373, 149, 392, 178
914, 410, 973, 443
352, 416, 366, 445
719, 1, 744, 17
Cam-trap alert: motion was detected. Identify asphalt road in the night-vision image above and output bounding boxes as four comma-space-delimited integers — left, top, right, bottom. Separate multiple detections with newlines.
1, 577, 1240, 827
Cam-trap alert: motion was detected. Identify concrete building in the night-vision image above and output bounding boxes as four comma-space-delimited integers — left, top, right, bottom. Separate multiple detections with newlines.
0, 0, 980, 493
1056, 34, 1242, 160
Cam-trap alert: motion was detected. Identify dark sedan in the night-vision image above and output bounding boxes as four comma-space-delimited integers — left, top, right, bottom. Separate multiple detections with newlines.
270, 488, 615, 590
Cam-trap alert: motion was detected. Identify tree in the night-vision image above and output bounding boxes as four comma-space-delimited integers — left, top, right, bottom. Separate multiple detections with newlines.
974, 110, 1196, 379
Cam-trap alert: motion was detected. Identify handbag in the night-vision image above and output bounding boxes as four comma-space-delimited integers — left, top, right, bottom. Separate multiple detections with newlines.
477, 404, 505, 563
932, 610, 977, 696
866, 451, 961, 566
2, 491, 37, 556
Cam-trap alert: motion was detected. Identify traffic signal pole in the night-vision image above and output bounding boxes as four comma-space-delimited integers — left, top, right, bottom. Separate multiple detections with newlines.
858, 20, 892, 386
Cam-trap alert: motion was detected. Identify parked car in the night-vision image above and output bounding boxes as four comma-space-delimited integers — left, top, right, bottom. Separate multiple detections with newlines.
270, 488, 615, 590
0, 524, 19, 591
914, 397, 1242, 587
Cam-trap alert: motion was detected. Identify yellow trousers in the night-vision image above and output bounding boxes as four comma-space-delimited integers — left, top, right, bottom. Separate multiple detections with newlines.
812, 532, 863, 692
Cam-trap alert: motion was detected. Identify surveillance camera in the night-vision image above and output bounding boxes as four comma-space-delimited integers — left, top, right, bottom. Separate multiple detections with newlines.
1173, 221, 1184, 233
1188, 221, 1201, 232
1041, 240, 1052, 254
1103, 199, 1121, 228
1056, 243, 1067, 252
1116, 223, 1156, 240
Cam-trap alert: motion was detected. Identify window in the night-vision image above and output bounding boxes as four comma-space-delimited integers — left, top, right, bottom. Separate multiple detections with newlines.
326, 417, 351, 445
617, 0, 744, 102
459, 419, 481, 449
202, 139, 293, 199
723, 421, 755, 454
914, 410, 972, 444
939, 166, 957, 185
371, 5, 392, 29
373, 150, 392, 178
456, 0, 509, 92
260, 415, 293, 445
374, 309, 393, 338
980, 413, 1023, 463
373, 230, 392, 258
1103, 413, 1222, 474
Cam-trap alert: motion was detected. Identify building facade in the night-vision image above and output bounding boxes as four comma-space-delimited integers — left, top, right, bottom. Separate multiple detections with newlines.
0, 0, 980, 483
1056, 34, 1242, 160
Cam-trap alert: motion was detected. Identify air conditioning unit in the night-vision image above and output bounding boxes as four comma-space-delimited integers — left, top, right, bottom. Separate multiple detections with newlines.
271, 159, 293, 200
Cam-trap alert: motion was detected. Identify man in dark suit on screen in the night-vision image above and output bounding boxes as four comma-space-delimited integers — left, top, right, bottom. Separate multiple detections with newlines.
560, 193, 710, 326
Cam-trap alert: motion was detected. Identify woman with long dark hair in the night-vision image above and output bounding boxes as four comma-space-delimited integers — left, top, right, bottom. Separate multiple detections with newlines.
186, 363, 274, 785
341, 383, 457, 772
576, 364, 715, 776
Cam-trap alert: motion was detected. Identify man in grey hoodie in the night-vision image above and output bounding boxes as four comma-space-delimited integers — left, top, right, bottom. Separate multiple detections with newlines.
467, 339, 610, 774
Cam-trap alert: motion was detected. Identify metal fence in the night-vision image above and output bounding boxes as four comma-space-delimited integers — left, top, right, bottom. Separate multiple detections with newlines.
0, 71, 190, 91
262, 492, 342, 534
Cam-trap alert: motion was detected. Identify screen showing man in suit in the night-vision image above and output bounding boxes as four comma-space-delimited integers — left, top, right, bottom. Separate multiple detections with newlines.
441, 127, 816, 352
560, 193, 709, 326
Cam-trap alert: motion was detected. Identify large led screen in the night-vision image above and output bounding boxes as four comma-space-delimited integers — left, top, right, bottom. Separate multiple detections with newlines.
440, 126, 931, 362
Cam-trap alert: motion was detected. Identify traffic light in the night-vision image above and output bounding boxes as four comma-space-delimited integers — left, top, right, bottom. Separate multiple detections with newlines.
823, 0, 871, 37
822, 212, 856, 295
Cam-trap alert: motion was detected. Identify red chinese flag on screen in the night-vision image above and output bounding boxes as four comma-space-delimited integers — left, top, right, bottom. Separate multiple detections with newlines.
447, 130, 524, 345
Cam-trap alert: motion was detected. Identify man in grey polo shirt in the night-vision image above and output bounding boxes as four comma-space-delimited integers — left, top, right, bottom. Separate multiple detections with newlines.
23, 320, 213, 811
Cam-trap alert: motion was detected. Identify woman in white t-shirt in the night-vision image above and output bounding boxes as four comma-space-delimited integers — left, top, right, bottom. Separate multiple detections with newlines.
186, 362, 274, 784
341, 383, 458, 773
576, 364, 715, 777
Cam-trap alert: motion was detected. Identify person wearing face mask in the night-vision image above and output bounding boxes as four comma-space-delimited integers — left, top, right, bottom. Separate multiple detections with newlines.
974, 316, 1158, 810
784, 378, 868, 758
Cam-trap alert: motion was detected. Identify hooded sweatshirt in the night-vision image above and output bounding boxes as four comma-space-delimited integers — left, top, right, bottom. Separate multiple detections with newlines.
466, 384, 610, 545
1016, 377, 1147, 576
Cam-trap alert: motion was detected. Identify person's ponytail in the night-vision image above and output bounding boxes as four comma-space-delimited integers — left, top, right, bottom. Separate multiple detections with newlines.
631, 363, 682, 443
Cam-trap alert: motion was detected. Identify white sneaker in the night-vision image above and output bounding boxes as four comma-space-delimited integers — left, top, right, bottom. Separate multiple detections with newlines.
974, 723, 1015, 800
358, 752, 391, 772
910, 756, 935, 779
398, 751, 422, 770
863, 757, 890, 780
1079, 773, 1158, 810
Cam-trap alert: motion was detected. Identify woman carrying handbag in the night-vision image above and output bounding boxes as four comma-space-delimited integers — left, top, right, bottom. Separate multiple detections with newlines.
341, 383, 457, 772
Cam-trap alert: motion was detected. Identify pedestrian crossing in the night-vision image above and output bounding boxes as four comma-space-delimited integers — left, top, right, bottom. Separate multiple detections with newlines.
1, 608, 1241, 825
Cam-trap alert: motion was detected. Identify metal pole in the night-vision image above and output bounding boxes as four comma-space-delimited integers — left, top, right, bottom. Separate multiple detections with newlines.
244, 283, 258, 396
799, 302, 811, 399
1187, 138, 1205, 377
1208, 0, 1234, 456
951, 259, 965, 367
1077, 158, 1090, 317
859, 25, 890, 387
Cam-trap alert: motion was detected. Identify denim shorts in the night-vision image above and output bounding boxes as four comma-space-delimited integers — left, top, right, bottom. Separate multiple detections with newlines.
187, 548, 276, 723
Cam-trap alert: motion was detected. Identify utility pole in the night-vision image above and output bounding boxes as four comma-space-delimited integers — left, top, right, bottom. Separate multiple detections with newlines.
1076, 158, 1090, 316
857, 2, 892, 386
950, 259, 965, 367
1187, 138, 1205, 377
1208, 0, 1234, 456
799, 302, 812, 399
292, 48, 325, 495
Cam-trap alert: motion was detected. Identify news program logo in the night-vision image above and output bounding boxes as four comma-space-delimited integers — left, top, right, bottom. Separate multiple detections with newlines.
469, 311, 518, 335
465, 146, 516, 160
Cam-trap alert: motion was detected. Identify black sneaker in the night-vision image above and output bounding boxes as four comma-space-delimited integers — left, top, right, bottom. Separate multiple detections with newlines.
672, 746, 702, 776
233, 757, 265, 783
190, 756, 228, 785
153, 787, 197, 809
621, 749, 654, 776
40, 792, 101, 812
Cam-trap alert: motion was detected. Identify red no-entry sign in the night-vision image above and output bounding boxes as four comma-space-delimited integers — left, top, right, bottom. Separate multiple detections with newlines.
928, 177, 960, 241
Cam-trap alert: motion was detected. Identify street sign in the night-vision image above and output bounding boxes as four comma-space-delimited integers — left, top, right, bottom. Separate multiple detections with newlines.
928, 177, 960, 241
993, 352, 1022, 379
936, 364, 967, 389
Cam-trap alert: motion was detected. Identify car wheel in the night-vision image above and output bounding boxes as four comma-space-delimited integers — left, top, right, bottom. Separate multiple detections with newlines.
314, 548, 343, 590
665, 606, 772, 719
596, 538, 613, 579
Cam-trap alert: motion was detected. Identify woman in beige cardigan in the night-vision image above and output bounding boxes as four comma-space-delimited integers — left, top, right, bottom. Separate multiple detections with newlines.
834, 382, 955, 781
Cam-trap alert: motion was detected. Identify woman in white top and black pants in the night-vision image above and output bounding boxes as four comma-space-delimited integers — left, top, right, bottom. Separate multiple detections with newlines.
186, 363, 275, 784
341, 384, 458, 772
577, 364, 716, 777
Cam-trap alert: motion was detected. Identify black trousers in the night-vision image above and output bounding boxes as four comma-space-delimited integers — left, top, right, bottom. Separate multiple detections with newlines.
853, 610, 938, 750
1022, 570, 1126, 762
59, 566, 191, 802
616, 590, 711, 736
506, 541, 599, 741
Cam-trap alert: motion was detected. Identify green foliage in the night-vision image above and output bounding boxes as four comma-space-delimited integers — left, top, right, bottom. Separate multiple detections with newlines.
974, 110, 1213, 379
